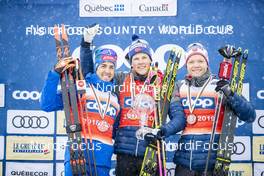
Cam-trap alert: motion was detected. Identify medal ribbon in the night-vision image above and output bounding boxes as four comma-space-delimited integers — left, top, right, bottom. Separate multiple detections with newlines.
187, 76, 212, 114
130, 73, 147, 107
90, 84, 111, 120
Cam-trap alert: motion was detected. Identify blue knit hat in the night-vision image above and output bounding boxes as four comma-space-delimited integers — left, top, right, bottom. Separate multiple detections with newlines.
126, 35, 152, 64
94, 48, 117, 71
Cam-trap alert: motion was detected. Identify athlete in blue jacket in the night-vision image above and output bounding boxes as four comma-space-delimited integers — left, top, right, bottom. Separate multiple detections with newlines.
158, 43, 256, 176
40, 25, 120, 176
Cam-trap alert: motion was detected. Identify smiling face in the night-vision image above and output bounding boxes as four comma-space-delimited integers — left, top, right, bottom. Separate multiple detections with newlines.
96, 62, 115, 82
186, 54, 208, 77
131, 53, 151, 76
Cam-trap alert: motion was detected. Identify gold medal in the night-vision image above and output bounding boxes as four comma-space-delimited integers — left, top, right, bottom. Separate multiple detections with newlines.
187, 114, 197, 125
97, 120, 110, 132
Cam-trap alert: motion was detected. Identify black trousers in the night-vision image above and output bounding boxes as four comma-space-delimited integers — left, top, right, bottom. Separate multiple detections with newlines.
175, 165, 212, 176
115, 153, 143, 176
116, 153, 161, 176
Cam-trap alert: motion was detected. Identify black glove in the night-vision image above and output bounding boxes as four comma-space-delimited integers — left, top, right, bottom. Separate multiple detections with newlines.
215, 80, 234, 97
144, 128, 165, 145
54, 57, 76, 74
156, 129, 165, 140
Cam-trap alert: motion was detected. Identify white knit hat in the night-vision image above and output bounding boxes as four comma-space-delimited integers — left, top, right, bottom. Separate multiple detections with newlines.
185, 43, 209, 65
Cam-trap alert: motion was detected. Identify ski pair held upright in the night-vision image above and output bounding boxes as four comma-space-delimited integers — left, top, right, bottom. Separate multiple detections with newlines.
140, 48, 182, 176
54, 24, 97, 176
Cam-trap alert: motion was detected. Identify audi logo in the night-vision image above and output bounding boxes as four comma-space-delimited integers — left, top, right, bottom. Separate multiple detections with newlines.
258, 115, 264, 129
12, 115, 49, 129
232, 142, 246, 155
12, 90, 41, 100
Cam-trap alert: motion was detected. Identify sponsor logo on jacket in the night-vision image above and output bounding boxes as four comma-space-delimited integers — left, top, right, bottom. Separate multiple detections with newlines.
181, 97, 215, 109
86, 100, 117, 117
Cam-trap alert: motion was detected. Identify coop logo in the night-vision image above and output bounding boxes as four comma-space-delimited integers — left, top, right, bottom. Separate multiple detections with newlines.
139, 4, 169, 12
182, 97, 215, 109
12, 115, 49, 129
124, 97, 132, 108
84, 4, 124, 13
257, 89, 264, 99
12, 90, 41, 100
86, 101, 117, 117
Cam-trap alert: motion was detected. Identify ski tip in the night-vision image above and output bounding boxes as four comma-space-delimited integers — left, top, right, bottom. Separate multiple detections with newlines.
243, 49, 249, 59
233, 47, 242, 57
177, 49, 183, 58
171, 47, 176, 52
218, 45, 235, 59
61, 24, 68, 40
54, 25, 60, 40
237, 47, 242, 52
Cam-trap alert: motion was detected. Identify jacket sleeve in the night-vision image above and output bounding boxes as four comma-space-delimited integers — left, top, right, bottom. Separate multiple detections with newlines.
113, 72, 127, 96
80, 38, 94, 77
226, 93, 256, 123
162, 81, 186, 137
113, 109, 121, 139
40, 70, 64, 112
